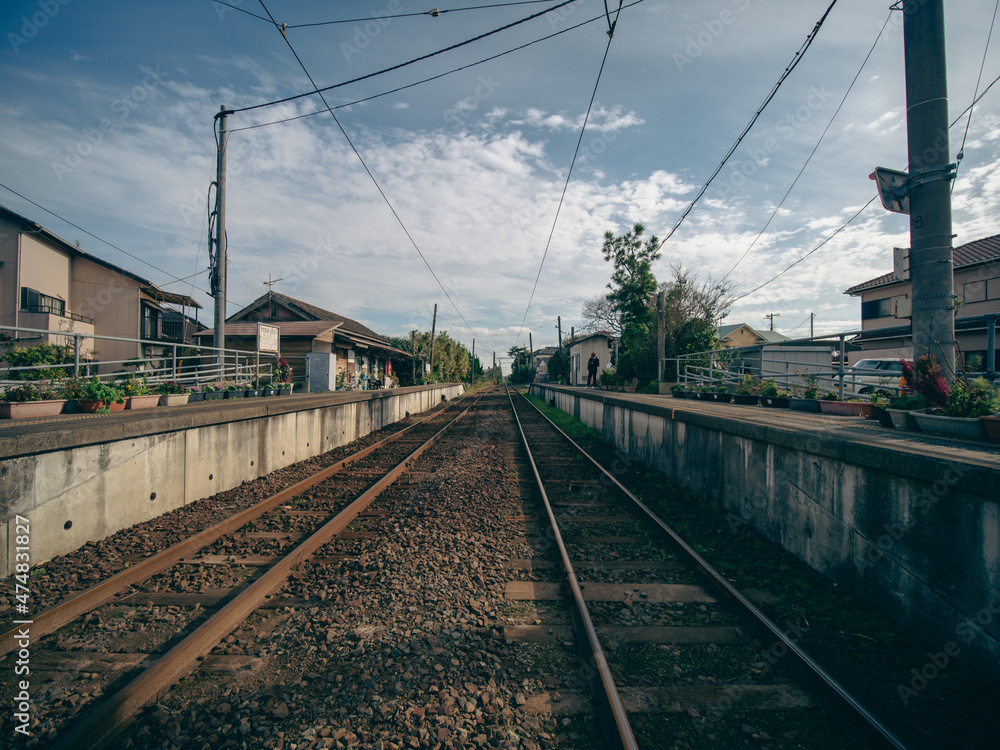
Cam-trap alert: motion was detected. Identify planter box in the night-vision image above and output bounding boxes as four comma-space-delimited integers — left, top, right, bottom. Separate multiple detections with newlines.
126, 395, 160, 410
277, 385, 293, 396
244, 389, 261, 398
761, 396, 789, 408
886, 408, 921, 431
912, 411, 987, 439
732, 394, 759, 406
0, 399, 67, 419
261, 389, 276, 397
982, 416, 1000, 441
78, 399, 106, 413
158, 394, 191, 407
858, 403, 878, 420
788, 398, 821, 412
623, 386, 637, 393
670, 390, 686, 398
707, 392, 732, 403
225, 391, 245, 399
819, 400, 863, 416
204, 391, 225, 400
188, 391, 206, 402
873, 406, 895, 428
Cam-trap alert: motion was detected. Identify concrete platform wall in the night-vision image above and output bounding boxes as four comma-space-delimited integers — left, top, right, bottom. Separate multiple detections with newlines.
0, 385, 463, 577
531, 385, 1000, 679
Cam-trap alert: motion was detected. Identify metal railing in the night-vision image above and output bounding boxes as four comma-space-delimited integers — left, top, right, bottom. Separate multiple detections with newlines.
0, 324, 274, 388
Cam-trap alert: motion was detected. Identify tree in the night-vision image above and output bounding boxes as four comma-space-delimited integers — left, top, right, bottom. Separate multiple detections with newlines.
601, 223, 661, 328
387, 330, 477, 385
579, 294, 621, 337
507, 345, 533, 384
659, 265, 734, 380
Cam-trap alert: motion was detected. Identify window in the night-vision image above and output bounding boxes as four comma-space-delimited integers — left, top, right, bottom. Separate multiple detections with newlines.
861, 297, 893, 320
988, 277, 1000, 301
142, 306, 160, 340
20, 287, 65, 316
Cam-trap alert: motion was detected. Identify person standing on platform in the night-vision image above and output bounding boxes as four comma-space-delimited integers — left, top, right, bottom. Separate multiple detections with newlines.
586, 352, 600, 388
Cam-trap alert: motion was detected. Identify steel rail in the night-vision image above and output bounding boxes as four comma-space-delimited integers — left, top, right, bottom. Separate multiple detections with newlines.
48, 391, 485, 750
505, 386, 637, 750
516, 389, 910, 750
0, 396, 462, 657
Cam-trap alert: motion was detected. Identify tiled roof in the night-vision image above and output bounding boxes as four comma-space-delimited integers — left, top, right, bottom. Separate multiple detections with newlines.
845, 234, 1000, 295
195, 321, 341, 338
227, 291, 390, 344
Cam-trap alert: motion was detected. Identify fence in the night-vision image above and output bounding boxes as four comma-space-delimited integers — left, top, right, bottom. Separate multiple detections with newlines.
0, 324, 273, 388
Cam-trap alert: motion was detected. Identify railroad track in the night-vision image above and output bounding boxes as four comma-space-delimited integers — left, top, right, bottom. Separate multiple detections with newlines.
0, 390, 484, 748
504, 385, 908, 750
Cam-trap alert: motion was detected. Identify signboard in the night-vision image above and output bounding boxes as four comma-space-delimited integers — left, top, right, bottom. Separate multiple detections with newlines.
257, 323, 279, 354
870, 167, 910, 215
893, 247, 910, 281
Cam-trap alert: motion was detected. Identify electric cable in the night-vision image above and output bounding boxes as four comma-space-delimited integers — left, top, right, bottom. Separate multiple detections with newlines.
229, 1, 646, 133
954, 0, 1000, 189
231, 0, 580, 115
719, 8, 891, 283
514, 1, 624, 346
656, 0, 839, 251
288, 1, 564, 28
254, 0, 479, 345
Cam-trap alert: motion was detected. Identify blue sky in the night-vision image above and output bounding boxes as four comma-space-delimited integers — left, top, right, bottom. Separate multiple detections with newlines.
4, 0, 1000, 368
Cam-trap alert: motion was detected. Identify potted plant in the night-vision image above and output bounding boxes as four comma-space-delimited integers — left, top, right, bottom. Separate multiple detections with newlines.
225, 383, 246, 399
202, 383, 226, 400
788, 369, 822, 412
759, 378, 790, 408
188, 385, 205, 402
819, 393, 864, 416
275, 358, 293, 394
707, 383, 732, 403
913, 377, 998, 438
601, 370, 618, 392
155, 380, 191, 406
865, 393, 895, 427
623, 377, 638, 393
733, 373, 761, 406
116, 375, 158, 410
885, 394, 927, 430
72, 377, 126, 412
0, 382, 67, 419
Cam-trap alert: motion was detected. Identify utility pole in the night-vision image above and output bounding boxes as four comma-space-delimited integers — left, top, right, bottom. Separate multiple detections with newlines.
557, 317, 563, 349
471, 339, 475, 382
429, 303, 437, 378
810, 312, 814, 338
904, 0, 956, 378
765, 313, 780, 331
657, 290, 665, 381
211, 105, 230, 367
410, 330, 416, 384
493, 351, 496, 384
570, 326, 574, 342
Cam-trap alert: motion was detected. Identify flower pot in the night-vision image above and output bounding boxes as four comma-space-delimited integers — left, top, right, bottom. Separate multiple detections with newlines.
79, 399, 105, 413
671, 390, 685, 398
277, 385, 293, 395
225, 391, 245, 399
0, 399, 67, 419
858, 403, 878, 420
107, 399, 126, 412
126, 395, 160, 410
761, 396, 789, 408
911, 412, 987, 439
204, 391, 225, 400
873, 406, 895, 428
158, 394, 191, 407
262, 389, 276, 397
244, 389, 260, 398
886, 408, 921, 431
819, 400, 863, 416
788, 398, 821, 412
732, 394, 759, 406
623, 386, 637, 393
188, 391, 205, 402
981, 416, 1000, 441
709, 392, 732, 403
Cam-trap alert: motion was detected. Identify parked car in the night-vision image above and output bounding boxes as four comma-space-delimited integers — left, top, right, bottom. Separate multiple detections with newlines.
845, 358, 905, 395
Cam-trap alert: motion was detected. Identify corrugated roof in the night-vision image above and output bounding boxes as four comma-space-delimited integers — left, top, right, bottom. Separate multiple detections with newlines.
845, 234, 1000, 295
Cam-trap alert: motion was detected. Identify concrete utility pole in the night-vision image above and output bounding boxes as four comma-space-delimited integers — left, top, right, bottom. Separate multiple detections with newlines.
765, 313, 780, 331
657, 290, 665, 381
810, 312, 815, 338
557, 317, 563, 349
904, 0, 956, 377
410, 330, 416, 384
429, 303, 437, 377
471, 339, 476, 381
493, 351, 496, 384
211, 105, 230, 365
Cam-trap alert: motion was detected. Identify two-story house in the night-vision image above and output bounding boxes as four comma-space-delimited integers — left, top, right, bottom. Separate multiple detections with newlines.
0, 203, 203, 372
845, 234, 1000, 369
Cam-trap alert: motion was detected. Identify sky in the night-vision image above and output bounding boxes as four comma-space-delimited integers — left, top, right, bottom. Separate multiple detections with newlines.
4, 0, 1000, 372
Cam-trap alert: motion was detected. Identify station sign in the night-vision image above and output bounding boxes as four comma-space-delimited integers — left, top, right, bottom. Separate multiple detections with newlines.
257, 323, 280, 354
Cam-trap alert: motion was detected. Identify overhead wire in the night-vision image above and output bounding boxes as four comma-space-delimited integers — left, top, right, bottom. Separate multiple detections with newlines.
288, 1, 564, 28
253, 0, 479, 344
719, 8, 892, 284
655, 0, 839, 251
231, 0, 580, 114
513, 0, 625, 346
229, 1, 647, 133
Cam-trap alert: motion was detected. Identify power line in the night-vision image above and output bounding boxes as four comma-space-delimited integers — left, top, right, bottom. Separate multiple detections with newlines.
254, 0, 478, 345
656, 0, 839, 251
229, 1, 646, 133
955, 0, 1000, 187
231, 0, 580, 114
288, 1, 564, 29
515, 3, 625, 346
719, 9, 892, 283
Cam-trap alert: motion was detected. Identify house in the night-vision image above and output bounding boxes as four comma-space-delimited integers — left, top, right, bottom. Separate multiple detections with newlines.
531, 346, 558, 382
0, 203, 203, 373
195, 291, 409, 389
567, 332, 615, 386
717, 323, 790, 347
844, 234, 1000, 369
